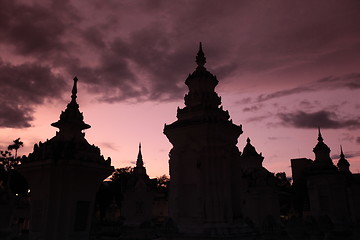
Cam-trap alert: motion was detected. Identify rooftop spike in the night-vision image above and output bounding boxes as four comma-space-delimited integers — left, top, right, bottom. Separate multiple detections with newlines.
51, 77, 91, 136
317, 127, 323, 142
337, 145, 350, 172
137, 142, 144, 167
71, 77, 78, 103
247, 137, 251, 144
196, 42, 206, 68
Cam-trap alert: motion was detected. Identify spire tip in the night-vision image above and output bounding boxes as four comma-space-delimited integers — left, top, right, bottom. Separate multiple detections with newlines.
196, 42, 206, 68
340, 145, 345, 158
71, 76, 78, 101
317, 127, 323, 142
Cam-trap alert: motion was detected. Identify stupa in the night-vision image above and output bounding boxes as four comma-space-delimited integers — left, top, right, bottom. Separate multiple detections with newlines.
307, 129, 349, 224
18, 77, 114, 240
164, 43, 246, 236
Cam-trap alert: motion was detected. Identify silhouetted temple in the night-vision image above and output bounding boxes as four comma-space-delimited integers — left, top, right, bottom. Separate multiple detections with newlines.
121, 143, 158, 226
291, 129, 360, 227
2, 44, 360, 240
18, 77, 114, 240
164, 43, 278, 237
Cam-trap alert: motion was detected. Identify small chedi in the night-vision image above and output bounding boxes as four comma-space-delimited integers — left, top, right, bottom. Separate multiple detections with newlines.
121, 143, 158, 226
291, 129, 360, 228
164, 43, 279, 237
18, 77, 114, 240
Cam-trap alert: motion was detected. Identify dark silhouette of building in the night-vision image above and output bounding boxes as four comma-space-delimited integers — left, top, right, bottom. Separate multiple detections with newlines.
337, 146, 351, 173
2, 44, 358, 240
18, 77, 114, 240
164, 43, 278, 237
236, 138, 279, 227
291, 128, 360, 227
121, 143, 158, 226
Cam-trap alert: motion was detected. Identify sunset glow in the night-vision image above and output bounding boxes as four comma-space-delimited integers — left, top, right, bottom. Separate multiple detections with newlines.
1, 0, 360, 178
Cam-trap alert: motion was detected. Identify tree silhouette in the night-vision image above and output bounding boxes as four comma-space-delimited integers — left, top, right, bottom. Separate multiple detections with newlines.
7, 138, 23, 159
94, 167, 134, 222
0, 150, 13, 171
156, 174, 170, 191
110, 167, 133, 206
0, 138, 28, 196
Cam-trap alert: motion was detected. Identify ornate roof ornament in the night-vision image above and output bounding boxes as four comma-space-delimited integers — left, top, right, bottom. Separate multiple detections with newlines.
317, 127, 323, 142
196, 42, 206, 69
312, 128, 337, 171
24, 77, 112, 165
337, 145, 350, 172
340, 145, 345, 158
137, 142, 144, 167
242, 137, 261, 158
313, 127, 330, 154
51, 77, 90, 140
71, 76, 78, 103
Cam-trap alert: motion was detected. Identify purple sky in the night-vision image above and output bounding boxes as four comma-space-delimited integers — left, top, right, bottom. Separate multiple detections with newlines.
1, 0, 360, 177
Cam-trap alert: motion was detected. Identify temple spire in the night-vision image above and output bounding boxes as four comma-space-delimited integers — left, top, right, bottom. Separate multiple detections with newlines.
134, 142, 147, 176
241, 137, 264, 168
196, 42, 206, 68
337, 145, 350, 173
51, 77, 90, 139
312, 128, 336, 170
318, 127, 323, 142
136, 142, 144, 167
71, 77, 78, 103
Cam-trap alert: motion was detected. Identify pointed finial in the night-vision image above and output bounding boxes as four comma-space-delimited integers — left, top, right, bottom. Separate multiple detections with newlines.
137, 142, 143, 167
247, 137, 251, 144
196, 42, 206, 68
317, 127, 323, 142
340, 145, 344, 158
71, 76, 78, 102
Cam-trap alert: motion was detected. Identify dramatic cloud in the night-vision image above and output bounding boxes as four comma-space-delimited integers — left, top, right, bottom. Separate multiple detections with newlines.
256, 73, 360, 103
0, 104, 33, 128
0, 0, 76, 57
257, 86, 313, 102
278, 110, 360, 129
318, 74, 360, 89
331, 151, 360, 159
245, 115, 271, 123
356, 137, 360, 144
243, 104, 263, 112
0, 60, 66, 128
2, 0, 360, 105
1, 0, 360, 128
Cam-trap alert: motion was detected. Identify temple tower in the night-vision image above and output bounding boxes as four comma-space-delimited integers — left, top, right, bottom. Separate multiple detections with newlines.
237, 138, 279, 226
307, 129, 349, 224
312, 128, 337, 171
164, 44, 243, 234
239, 137, 264, 170
337, 146, 351, 173
121, 143, 156, 226
18, 77, 114, 240
133, 143, 147, 176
